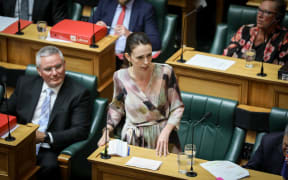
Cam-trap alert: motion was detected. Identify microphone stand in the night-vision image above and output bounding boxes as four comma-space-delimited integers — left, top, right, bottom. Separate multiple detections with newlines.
100, 122, 111, 159
2, 82, 16, 142
177, 6, 204, 63
186, 112, 211, 177
16, 0, 24, 35
256, 32, 267, 77
90, 7, 99, 48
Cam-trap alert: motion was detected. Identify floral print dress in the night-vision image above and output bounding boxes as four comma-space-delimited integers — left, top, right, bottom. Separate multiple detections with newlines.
223, 24, 288, 65
107, 63, 184, 149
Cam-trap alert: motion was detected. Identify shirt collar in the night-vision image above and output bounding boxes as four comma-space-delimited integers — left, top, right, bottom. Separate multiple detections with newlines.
42, 81, 63, 95
118, 0, 134, 9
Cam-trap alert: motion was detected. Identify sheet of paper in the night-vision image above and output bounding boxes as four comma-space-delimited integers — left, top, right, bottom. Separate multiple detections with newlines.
1, 125, 19, 138
185, 54, 235, 71
0, 16, 18, 32
200, 160, 250, 180
45, 31, 72, 43
125, 157, 162, 171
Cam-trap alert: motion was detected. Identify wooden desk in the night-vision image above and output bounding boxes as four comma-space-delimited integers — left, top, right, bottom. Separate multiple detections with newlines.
166, 48, 288, 109
88, 145, 281, 180
0, 123, 39, 180
0, 24, 118, 100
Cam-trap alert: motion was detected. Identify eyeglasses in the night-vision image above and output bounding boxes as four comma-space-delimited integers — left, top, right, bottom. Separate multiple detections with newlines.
257, 8, 277, 17
42, 63, 63, 73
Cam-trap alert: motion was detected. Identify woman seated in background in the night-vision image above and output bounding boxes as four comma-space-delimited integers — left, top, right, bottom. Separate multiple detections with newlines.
223, 0, 288, 65
98, 32, 184, 156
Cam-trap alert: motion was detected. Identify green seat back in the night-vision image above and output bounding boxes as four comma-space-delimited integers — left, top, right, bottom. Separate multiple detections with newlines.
178, 91, 239, 161
0, 84, 3, 102
251, 107, 288, 158
25, 64, 98, 99
145, 0, 166, 36
67, 0, 83, 20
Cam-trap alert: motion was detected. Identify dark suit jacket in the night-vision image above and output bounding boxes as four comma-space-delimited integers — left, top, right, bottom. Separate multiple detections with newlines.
0, 0, 66, 26
0, 75, 91, 152
245, 132, 284, 175
89, 0, 161, 51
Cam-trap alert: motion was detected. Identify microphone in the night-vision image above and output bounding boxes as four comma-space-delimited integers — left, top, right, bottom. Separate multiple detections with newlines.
177, 4, 205, 63
186, 111, 212, 177
0, 68, 16, 142
16, 0, 24, 35
90, 8, 99, 48
100, 120, 111, 159
256, 18, 278, 77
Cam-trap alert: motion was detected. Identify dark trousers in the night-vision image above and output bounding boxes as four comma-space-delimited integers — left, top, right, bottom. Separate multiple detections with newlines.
37, 148, 61, 180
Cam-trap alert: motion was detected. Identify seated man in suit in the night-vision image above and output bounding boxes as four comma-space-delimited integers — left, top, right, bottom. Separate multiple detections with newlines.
89, 0, 161, 68
0, 46, 91, 180
244, 124, 288, 175
223, 0, 288, 65
0, 0, 67, 26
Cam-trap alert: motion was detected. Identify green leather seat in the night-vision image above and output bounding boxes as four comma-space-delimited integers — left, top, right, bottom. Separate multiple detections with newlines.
178, 91, 245, 162
67, 0, 83, 20
251, 107, 288, 158
210, 4, 288, 55
0, 84, 3, 102
25, 64, 107, 180
146, 0, 178, 63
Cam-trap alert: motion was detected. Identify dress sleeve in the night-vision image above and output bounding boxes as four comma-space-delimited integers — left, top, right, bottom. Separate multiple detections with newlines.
223, 25, 245, 57
278, 31, 288, 65
107, 72, 126, 128
166, 68, 184, 129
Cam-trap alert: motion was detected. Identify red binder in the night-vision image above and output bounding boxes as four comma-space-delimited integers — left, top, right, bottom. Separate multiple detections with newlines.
0, 113, 17, 136
50, 19, 108, 45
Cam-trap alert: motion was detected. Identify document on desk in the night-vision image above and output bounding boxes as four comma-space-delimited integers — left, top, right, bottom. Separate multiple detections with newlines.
185, 54, 235, 71
126, 157, 162, 171
0, 16, 18, 32
200, 160, 249, 180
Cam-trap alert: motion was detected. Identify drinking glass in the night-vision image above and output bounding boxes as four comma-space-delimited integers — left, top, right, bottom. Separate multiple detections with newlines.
177, 152, 189, 174
184, 144, 196, 165
37, 21, 47, 40
245, 49, 256, 68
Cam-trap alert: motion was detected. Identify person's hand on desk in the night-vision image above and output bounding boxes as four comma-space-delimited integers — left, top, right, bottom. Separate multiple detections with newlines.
156, 124, 174, 157
36, 130, 46, 143
96, 21, 107, 27
98, 124, 113, 147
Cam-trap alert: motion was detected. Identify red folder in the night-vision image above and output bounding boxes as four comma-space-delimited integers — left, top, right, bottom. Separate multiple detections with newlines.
1, 20, 32, 34
50, 19, 107, 45
0, 113, 17, 136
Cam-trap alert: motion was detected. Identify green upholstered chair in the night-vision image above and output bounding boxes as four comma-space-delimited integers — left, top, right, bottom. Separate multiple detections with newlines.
251, 107, 288, 158
146, 0, 178, 63
67, 0, 83, 20
25, 65, 107, 180
0, 84, 3, 103
210, 4, 288, 55
178, 91, 246, 162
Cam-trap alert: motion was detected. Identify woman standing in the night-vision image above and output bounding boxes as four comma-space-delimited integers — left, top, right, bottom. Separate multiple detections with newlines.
98, 32, 184, 156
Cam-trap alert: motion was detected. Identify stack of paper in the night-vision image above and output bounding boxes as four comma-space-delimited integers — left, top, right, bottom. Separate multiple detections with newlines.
200, 161, 250, 180
126, 157, 162, 171
108, 139, 128, 157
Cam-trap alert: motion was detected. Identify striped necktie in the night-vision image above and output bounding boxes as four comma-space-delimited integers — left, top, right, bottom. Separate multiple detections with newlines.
20, 0, 29, 20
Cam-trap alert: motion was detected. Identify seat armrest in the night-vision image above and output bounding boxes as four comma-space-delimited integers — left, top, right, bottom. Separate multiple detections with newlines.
224, 127, 246, 162
154, 14, 178, 63
250, 132, 266, 159
209, 24, 228, 55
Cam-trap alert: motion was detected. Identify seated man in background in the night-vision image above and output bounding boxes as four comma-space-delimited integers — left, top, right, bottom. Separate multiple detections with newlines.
223, 0, 288, 65
89, 0, 161, 68
0, 46, 91, 180
0, 0, 67, 26
244, 124, 288, 176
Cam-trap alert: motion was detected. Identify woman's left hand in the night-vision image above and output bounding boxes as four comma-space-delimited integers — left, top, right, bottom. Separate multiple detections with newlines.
156, 124, 175, 157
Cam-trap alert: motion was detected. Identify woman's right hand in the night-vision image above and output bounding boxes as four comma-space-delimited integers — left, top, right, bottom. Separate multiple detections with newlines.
97, 125, 113, 147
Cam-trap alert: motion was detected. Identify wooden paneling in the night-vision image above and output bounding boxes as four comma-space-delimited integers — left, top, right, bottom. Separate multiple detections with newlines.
167, 48, 288, 109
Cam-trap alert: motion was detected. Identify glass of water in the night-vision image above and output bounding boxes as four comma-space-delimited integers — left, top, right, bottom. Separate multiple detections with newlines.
245, 49, 256, 68
184, 144, 196, 165
177, 152, 189, 174
37, 21, 47, 40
